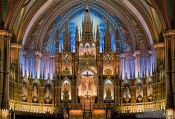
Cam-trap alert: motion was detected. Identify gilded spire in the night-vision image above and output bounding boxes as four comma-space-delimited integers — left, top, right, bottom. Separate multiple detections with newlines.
82, 1, 93, 41
84, 5, 91, 23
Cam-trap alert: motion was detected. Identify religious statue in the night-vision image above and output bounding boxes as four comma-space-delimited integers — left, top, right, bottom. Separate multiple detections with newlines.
63, 83, 70, 100
123, 86, 131, 103
44, 86, 52, 103
32, 84, 38, 103
147, 84, 153, 101
21, 73, 28, 101
105, 86, 112, 100
146, 75, 153, 101
136, 85, 143, 102
21, 86, 28, 101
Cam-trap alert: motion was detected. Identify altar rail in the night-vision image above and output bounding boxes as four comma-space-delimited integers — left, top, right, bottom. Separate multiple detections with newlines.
9, 100, 55, 113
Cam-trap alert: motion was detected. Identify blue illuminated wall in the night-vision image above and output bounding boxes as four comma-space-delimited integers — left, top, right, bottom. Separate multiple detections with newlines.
20, 6, 156, 80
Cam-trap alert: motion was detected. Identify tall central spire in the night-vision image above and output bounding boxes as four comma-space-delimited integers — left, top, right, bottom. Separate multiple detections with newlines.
82, 0, 93, 41
84, 3, 91, 23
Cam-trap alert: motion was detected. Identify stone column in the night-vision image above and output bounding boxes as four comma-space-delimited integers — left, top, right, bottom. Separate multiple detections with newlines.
0, 30, 12, 118
115, 53, 120, 108
164, 30, 175, 119
10, 43, 22, 101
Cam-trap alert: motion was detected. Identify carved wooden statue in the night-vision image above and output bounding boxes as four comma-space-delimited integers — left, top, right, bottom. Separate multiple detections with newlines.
21, 73, 28, 101
105, 86, 112, 100
44, 86, 52, 103
63, 84, 70, 100
32, 84, 38, 103
123, 86, 131, 103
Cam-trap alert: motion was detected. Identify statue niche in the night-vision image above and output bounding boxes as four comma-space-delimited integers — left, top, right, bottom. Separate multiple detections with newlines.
44, 84, 52, 104
44, 76, 53, 104
106, 87, 112, 100
21, 73, 28, 102
32, 83, 39, 103
61, 79, 71, 101
136, 84, 143, 102
32, 74, 40, 103
136, 74, 143, 102
147, 75, 153, 101
63, 84, 70, 100
123, 74, 131, 103
123, 86, 131, 103
104, 79, 113, 100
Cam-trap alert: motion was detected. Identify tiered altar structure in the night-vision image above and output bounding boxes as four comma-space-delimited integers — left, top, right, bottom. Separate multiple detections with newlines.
5, 5, 167, 119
